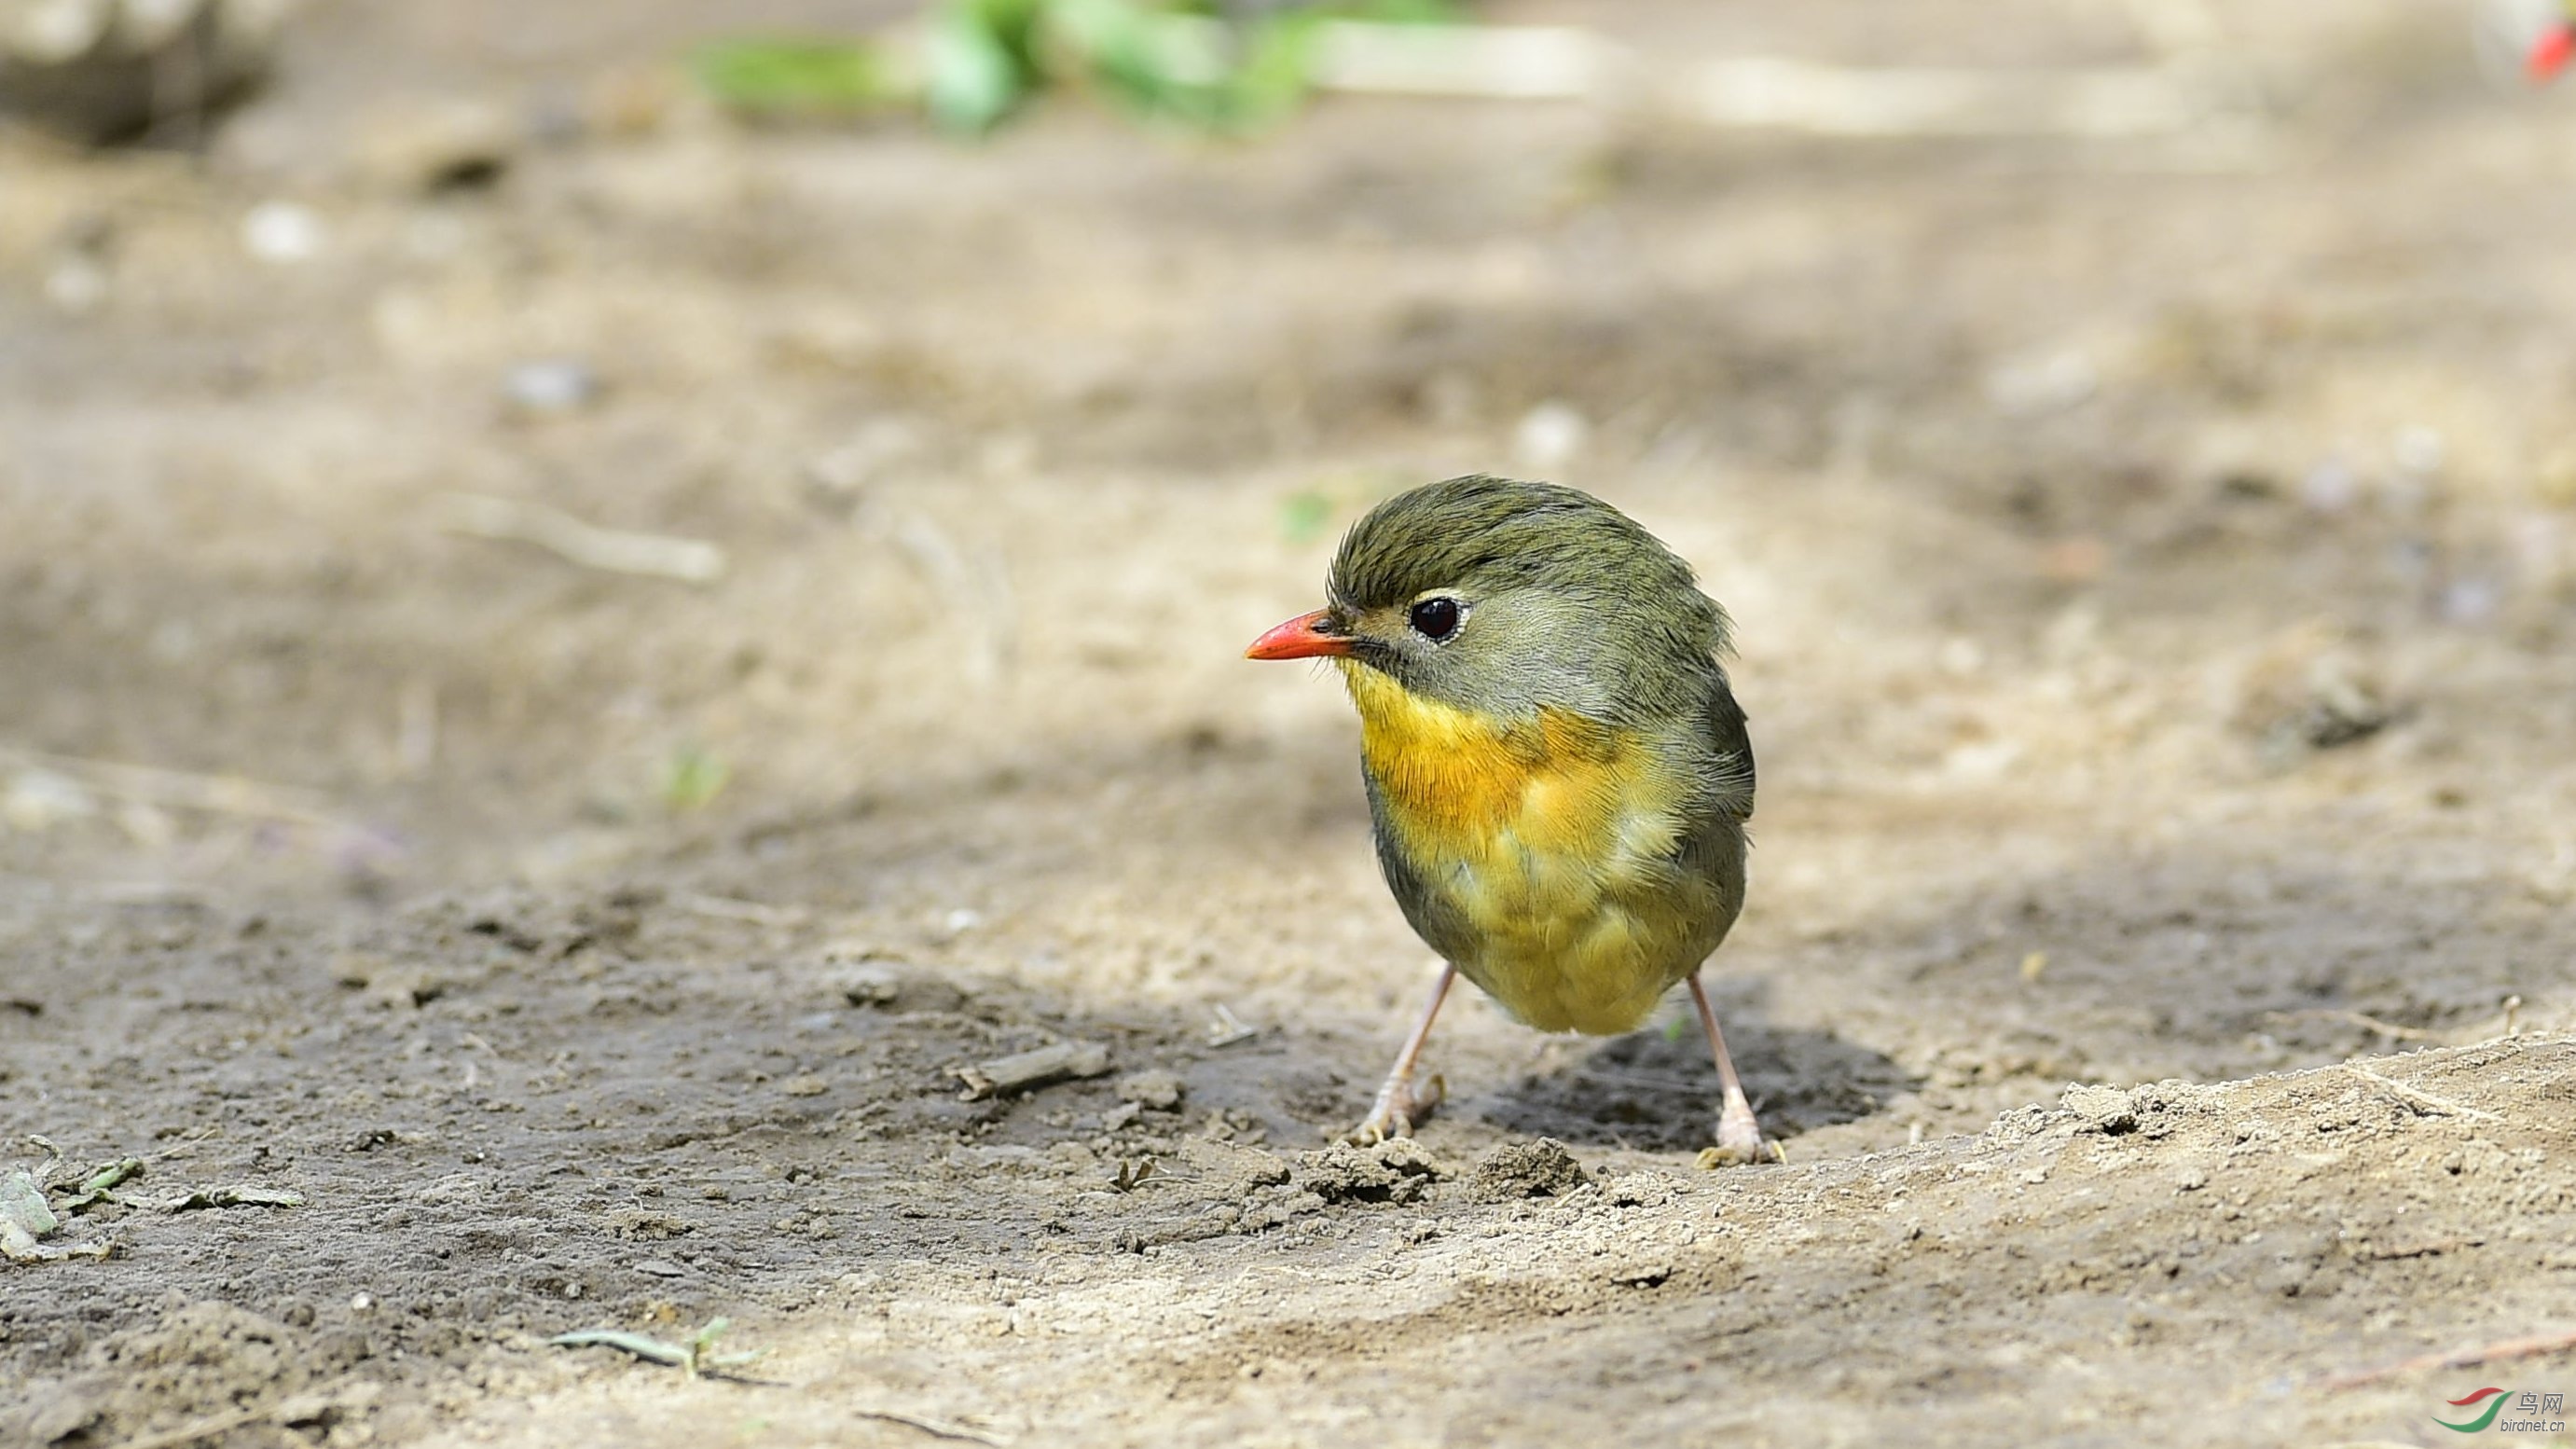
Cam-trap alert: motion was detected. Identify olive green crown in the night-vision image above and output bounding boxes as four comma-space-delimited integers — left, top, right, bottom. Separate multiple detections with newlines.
1325, 475, 1731, 723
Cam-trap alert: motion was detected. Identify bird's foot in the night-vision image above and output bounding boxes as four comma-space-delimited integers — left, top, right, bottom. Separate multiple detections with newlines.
1694, 1097, 1784, 1169
1343, 1071, 1444, 1146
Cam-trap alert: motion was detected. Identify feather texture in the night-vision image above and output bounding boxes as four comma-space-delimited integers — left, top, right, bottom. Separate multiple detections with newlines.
1318, 476, 1756, 1036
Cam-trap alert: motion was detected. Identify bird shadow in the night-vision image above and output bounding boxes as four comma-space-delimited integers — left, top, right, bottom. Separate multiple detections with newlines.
1480, 978, 1917, 1153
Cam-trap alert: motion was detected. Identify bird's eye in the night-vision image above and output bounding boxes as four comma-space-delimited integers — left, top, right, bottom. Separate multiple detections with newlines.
1408, 597, 1462, 642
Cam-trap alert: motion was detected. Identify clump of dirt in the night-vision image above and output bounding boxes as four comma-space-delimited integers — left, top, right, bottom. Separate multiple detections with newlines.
1296, 1139, 1451, 1205
1114, 1069, 1188, 1112
1466, 1138, 1588, 1202
14, 1301, 310, 1446
2059, 1080, 2141, 1134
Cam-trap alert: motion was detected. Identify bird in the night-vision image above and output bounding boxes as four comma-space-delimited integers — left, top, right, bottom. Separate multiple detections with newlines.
1246, 475, 1775, 1165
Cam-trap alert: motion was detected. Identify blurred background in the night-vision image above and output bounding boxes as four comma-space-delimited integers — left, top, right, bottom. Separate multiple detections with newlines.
8, 4, 2576, 1441
7, 0, 2576, 1152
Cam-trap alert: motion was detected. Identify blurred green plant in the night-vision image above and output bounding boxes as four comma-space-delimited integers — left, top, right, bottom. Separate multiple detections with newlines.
1276, 487, 1333, 544
694, 0, 1455, 135
693, 39, 904, 119
1276, 467, 1414, 545
658, 745, 732, 813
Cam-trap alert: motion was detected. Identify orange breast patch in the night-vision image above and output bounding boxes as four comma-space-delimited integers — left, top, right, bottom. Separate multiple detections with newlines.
1339, 664, 1638, 867
1337, 662, 1704, 1034
1339, 659, 1618, 830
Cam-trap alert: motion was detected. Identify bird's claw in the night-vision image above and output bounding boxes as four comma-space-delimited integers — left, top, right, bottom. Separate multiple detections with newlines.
1343, 1071, 1443, 1146
1695, 1098, 1784, 1168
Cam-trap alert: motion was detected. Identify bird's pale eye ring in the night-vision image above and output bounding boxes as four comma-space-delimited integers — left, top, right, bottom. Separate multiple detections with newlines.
1408, 596, 1463, 642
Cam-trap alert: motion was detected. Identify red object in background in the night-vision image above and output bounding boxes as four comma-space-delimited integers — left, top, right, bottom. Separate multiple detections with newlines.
2531, 22, 2575, 81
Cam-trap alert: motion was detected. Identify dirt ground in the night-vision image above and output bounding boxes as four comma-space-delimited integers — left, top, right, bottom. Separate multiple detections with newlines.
6, 2, 2576, 1444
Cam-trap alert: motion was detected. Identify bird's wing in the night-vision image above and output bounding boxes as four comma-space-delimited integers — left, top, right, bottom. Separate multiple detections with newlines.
1360, 765, 1480, 966
1703, 667, 1756, 823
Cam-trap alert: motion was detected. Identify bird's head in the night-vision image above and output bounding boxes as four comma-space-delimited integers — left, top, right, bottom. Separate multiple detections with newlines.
1246, 475, 1729, 724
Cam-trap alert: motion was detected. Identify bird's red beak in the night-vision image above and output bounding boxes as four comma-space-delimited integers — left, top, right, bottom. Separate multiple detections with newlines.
1245, 608, 1354, 661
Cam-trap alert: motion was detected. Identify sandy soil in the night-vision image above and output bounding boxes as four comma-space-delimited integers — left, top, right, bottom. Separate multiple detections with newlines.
6, 2, 2576, 1444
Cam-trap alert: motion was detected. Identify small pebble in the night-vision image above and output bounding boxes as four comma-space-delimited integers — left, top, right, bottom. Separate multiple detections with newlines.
1512, 402, 1588, 471
242, 201, 325, 264
2300, 458, 2358, 513
502, 358, 600, 416
44, 256, 106, 312
1115, 1070, 1187, 1112
1985, 348, 2097, 415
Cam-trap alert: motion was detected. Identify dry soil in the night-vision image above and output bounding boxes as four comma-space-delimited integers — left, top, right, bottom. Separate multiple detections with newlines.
5, 3, 2576, 1445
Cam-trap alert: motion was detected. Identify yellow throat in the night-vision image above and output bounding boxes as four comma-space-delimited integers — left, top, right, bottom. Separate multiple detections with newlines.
1336, 661, 1698, 1035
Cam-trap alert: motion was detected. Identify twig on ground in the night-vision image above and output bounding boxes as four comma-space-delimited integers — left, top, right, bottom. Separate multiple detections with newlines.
952, 1042, 1112, 1100
2340, 1064, 2506, 1124
2268, 999, 2530, 1046
2266, 1008, 2436, 1042
1299, 21, 2254, 141
0, 744, 339, 829
2324, 1326, 2576, 1390
549, 1327, 989, 1436
1674, 57, 2220, 138
549, 1318, 765, 1378
81, 882, 216, 907
850, 1409, 1013, 1445
1205, 1003, 1260, 1047
163, 1184, 304, 1211
1307, 22, 1626, 99
96, 1404, 267, 1449
674, 892, 810, 929
2492, 995, 2524, 1041
434, 492, 727, 584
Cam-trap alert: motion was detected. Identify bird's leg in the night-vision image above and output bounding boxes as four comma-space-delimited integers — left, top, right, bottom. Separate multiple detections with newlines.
1345, 962, 1455, 1145
1688, 973, 1783, 1166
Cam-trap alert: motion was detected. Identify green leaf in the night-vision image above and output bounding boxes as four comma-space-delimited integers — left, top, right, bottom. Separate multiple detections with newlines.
714, 0, 1475, 139
692, 39, 901, 117
1, 1168, 59, 1240
1047, 0, 1219, 126
658, 746, 731, 813
1277, 489, 1332, 544
1226, 12, 1328, 130
927, 1, 1036, 133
